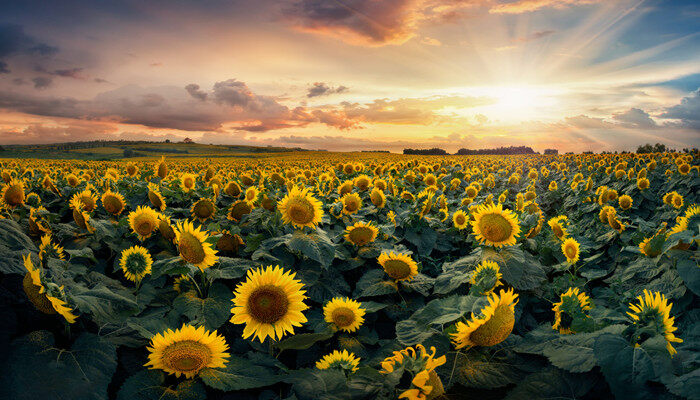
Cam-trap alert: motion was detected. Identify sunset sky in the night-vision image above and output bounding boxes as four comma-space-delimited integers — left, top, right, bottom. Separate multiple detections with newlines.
1, 0, 699, 152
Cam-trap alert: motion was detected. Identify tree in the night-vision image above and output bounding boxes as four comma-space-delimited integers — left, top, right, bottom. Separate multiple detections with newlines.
123, 148, 134, 157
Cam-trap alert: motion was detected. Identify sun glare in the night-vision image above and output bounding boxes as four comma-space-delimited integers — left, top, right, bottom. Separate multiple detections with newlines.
478, 85, 563, 122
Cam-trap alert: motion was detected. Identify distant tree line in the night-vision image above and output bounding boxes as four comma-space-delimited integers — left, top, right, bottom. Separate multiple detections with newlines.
636, 143, 667, 154
456, 146, 536, 155
403, 148, 449, 155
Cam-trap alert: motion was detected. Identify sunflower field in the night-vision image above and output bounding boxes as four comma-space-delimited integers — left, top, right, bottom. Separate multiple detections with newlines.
0, 151, 698, 400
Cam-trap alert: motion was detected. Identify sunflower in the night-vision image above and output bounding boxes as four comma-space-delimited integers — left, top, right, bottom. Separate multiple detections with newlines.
128, 206, 160, 241
119, 246, 153, 282
678, 163, 690, 175
180, 173, 197, 192
66, 173, 80, 187
548, 181, 558, 191
638, 224, 667, 257
230, 265, 309, 342
125, 162, 139, 177
316, 349, 360, 373
452, 288, 519, 348
38, 234, 65, 262
147, 183, 166, 211
245, 186, 259, 203
158, 214, 177, 242
145, 323, 230, 378
190, 197, 216, 222
470, 203, 520, 247
547, 216, 568, 240
561, 238, 580, 264
173, 220, 218, 270
338, 180, 354, 196
671, 193, 684, 209
552, 287, 592, 334
378, 251, 418, 282
324, 297, 366, 332
388, 210, 397, 226
618, 194, 633, 210
69, 197, 95, 233
370, 187, 386, 208
227, 200, 253, 222
344, 221, 379, 247
71, 188, 98, 212
155, 156, 168, 179
341, 192, 362, 215
380, 344, 446, 400
637, 177, 650, 190
470, 260, 502, 295
22, 254, 77, 323
354, 174, 372, 191
627, 289, 683, 355
599, 205, 615, 224
101, 190, 126, 215
224, 181, 242, 197
216, 230, 245, 254
28, 206, 51, 236
1, 178, 25, 208
277, 186, 324, 229
453, 210, 468, 230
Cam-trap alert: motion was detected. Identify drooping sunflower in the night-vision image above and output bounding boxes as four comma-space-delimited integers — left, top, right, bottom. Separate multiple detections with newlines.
224, 181, 242, 197
470, 260, 502, 295
154, 156, 168, 179
341, 192, 362, 215
552, 287, 592, 334
370, 187, 386, 208
230, 265, 309, 342
470, 203, 521, 247
547, 216, 568, 241
453, 210, 468, 230
71, 188, 98, 212
227, 200, 253, 222
22, 254, 77, 323
101, 189, 126, 215
180, 173, 197, 193
216, 230, 245, 254
69, 197, 95, 233
38, 234, 65, 262
190, 197, 216, 222
128, 205, 160, 241
378, 251, 418, 282
28, 206, 51, 236
380, 344, 446, 400
145, 323, 230, 378
561, 237, 580, 264
639, 224, 667, 257
277, 186, 324, 229
119, 246, 153, 282
173, 220, 218, 270
452, 288, 519, 348
627, 289, 683, 355
147, 183, 166, 211
157, 214, 177, 242
324, 297, 366, 333
618, 194, 633, 210
344, 221, 379, 247
316, 349, 360, 373
1, 178, 26, 208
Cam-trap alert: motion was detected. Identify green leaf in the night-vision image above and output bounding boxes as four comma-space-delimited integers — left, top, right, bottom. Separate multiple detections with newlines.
117, 370, 207, 400
173, 282, 232, 330
199, 355, 280, 391
498, 246, 546, 290
65, 247, 98, 263
0, 331, 117, 400
286, 230, 336, 267
677, 258, 700, 296
274, 331, 334, 351
505, 367, 598, 400
667, 369, 700, 399
151, 256, 191, 279
206, 257, 256, 280
594, 333, 657, 399
454, 352, 521, 389
0, 219, 37, 274
286, 368, 349, 400
395, 319, 437, 346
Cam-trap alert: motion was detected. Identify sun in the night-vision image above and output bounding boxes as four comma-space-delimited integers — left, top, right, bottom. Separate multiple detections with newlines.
466, 85, 563, 123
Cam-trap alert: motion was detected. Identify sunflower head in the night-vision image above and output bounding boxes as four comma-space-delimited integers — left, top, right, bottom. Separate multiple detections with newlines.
174, 220, 218, 270
1, 178, 26, 208
245, 186, 259, 203
671, 193, 684, 209
102, 190, 126, 215
277, 186, 324, 229
145, 323, 230, 378
453, 210, 468, 230
128, 206, 159, 241
380, 344, 446, 400
224, 181, 241, 197
470, 260, 502, 295
561, 238, 580, 264
341, 192, 362, 215
38, 234, 65, 262
73, 188, 98, 212
639, 224, 667, 257
316, 350, 360, 373
216, 230, 245, 254
354, 174, 372, 191
324, 297, 366, 332
228, 200, 253, 222
147, 183, 166, 211
344, 221, 379, 247
378, 251, 418, 282
70, 197, 94, 233
22, 254, 77, 323
471, 204, 521, 247
452, 288, 518, 348
627, 289, 683, 356
191, 198, 216, 222
618, 194, 633, 210
126, 162, 138, 177
155, 156, 168, 179
157, 214, 177, 242
637, 178, 650, 190
180, 173, 197, 192
547, 216, 568, 241
230, 265, 309, 342
370, 187, 386, 208
120, 246, 153, 282
552, 288, 592, 334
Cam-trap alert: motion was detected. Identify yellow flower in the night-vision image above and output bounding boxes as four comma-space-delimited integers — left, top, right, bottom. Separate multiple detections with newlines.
22, 254, 77, 323
452, 210, 468, 230
470, 203, 520, 247
173, 220, 218, 270
561, 237, 580, 264
227, 200, 253, 222
69, 196, 95, 233
38, 234, 65, 262
637, 177, 650, 190
552, 287, 591, 334
180, 173, 197, 192
324, 297, 366, 332
277, 186, 324, 229
147, 183, 166, 211
341, 192, 362, 215
145, 323, 229, 378
638, 224, 666, 257
671, 193, 684, 209
627, 289, 683, 356
370, 187, 386, 208
1, 178, 26, 208
101, 190, 126, 215
344, 221, 379, 246
547, 215, 568, 241
245, 186, 259, 203
190, 197, 216, 222
119, 246, 153, 282
470, 260, 502, 295
154, 156, 168, 179
316, 349, 360, 373
230, 265, 309, 342
452, 288, 518, 348
618, 195, 633, 210
128, 206, 159, 241
380, 344, 446, 400
378, 251, 418, 282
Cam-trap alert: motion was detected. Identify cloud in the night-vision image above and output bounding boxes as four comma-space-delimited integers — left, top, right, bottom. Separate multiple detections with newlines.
0, 24, 58, 73
0, 61, 8, 74
31, 77, 52, 89
306, 82, 348, 98
659, 90, 700, 129
0, 120, 118, 145
490, 0, 603, 15
421, 37, 442, 46
564, 114, 613, 129
514, 30, 556, 43
185, 84, 207, 101
341, 95, 495, 124
612, 108, 657, 129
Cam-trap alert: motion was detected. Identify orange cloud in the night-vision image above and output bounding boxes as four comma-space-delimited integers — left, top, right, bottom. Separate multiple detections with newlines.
490, 0, 603, 14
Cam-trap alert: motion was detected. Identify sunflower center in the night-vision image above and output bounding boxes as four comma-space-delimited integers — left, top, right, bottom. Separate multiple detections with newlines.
348, 227, 374, 246
80, 196, 95, 212
5, 185, 25, 206
331, 307, 356, 328
478, 213, 513, 243
134, 214, 156, 236
469, 304, 515, 347
344, 199, 359, 212
247, 285, 290, 324
104, 195, 124, 214
148, 191, 163, 208
179, 232, 206, 264
455, 214, 466, 225
287, 199, 314, 224
194, 201, 214, 218
162, 340, 211, 374
383, 259, 411, 280
565, 244, 576, 258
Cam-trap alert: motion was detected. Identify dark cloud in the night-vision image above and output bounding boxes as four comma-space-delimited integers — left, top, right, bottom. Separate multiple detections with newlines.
0, 24, 58, 73
34, 66, 87, 80
306, 82, 348, 98
0, 61, 9, 74
212, 79, 256, 107
94, 78, 109, 84
659, 90, 700, 129
185, 83, 207, 101
12, 78, 26, 85
612, 108, 657, 128
31, 76, 52, 89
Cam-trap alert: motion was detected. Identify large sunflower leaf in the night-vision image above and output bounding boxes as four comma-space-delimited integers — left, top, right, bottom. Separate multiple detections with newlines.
117, 370, 206, 400
199, 355, 281, 391
0, 219, 38, 274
